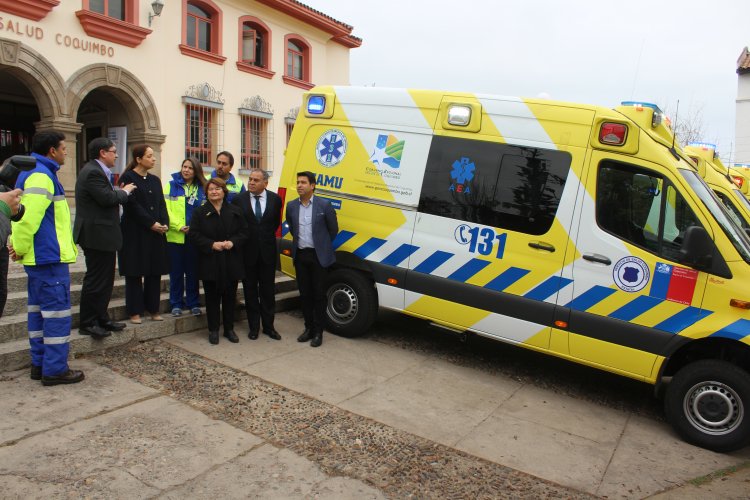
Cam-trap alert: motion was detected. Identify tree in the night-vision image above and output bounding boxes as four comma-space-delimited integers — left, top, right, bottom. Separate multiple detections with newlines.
659, 103, 708, 147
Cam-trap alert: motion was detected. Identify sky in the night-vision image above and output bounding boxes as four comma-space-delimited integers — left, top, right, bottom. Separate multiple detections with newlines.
303, 0, 748, 162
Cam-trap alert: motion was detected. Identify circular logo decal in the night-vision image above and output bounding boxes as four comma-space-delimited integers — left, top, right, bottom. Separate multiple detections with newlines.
316, 129, 347, 167
613, 256, 650, 293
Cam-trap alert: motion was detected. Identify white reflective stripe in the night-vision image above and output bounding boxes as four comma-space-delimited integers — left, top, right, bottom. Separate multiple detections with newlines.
44, 335, 70, 345
52, 195, 66, 202
27, 305, 41, 313
166, 196, 180, 202
29, 330, 43, 339
41, 309, 72, 319
22, 187, 66, 202
479, 97, 557, 150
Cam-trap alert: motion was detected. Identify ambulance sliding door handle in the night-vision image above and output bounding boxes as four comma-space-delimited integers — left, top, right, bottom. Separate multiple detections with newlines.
582, 253, 612, 266
528, 241, 555, 252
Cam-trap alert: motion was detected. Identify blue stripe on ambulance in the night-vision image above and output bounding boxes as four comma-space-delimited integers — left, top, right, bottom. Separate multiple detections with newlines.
710, 319, 750, 342
311, 230, 743, 347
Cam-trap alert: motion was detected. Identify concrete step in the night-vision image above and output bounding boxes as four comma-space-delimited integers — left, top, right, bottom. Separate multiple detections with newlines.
6, 266, 88, 293
0, 289, 300, 373
0, 274, 298, 343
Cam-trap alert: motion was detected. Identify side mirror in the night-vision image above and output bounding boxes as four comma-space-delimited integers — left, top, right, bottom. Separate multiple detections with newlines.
679, 226, 713, 269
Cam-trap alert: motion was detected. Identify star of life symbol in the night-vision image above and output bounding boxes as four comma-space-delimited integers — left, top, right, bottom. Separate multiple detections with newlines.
450, 157, 475, 193
316, 129, 347, 167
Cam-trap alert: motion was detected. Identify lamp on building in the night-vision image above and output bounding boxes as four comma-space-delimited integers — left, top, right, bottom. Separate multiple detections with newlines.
148, 0, 165, 26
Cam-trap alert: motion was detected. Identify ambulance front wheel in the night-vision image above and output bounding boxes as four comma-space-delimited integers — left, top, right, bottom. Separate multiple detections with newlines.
664, 360, 750, 452
325, 269, 378, 338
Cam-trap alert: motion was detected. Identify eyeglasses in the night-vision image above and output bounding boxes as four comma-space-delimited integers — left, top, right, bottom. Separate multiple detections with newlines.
106, 149, 117, 153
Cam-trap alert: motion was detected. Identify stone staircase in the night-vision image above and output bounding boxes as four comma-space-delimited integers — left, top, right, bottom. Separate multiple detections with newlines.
0, 255, 300, 372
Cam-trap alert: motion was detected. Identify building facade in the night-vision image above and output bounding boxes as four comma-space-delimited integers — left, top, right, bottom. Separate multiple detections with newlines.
736, 47, 750, 165
0, 0, 360, 194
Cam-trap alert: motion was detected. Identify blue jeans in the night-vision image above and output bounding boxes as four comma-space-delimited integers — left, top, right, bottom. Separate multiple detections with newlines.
168, 242, 200, 309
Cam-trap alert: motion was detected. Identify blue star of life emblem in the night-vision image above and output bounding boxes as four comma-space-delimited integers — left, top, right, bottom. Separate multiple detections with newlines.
316, 129, 347, 167
451, 157, 475, 184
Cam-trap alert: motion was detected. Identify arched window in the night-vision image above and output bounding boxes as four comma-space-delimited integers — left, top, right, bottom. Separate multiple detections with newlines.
87, 0, 126, 20
78, 0, 150, 47
236, 16, 274, 79
283, 34, 313, 90
186, 3, 211, 51
180, 0, 225, 65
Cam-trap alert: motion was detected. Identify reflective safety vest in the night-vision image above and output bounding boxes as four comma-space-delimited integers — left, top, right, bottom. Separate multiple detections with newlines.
11, 153, 77, 266
210, 171, 245, 203
164, 172, 206, 244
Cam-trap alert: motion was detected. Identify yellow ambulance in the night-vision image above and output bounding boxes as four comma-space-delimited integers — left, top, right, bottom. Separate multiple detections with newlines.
277, 87, 750, 452
683, 143, 750, 233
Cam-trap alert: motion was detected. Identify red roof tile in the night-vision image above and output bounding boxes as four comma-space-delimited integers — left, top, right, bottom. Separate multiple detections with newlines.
256, 0, 362, 48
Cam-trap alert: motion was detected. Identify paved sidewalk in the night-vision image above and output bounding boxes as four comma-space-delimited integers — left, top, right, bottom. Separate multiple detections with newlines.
1, 310, 749, 498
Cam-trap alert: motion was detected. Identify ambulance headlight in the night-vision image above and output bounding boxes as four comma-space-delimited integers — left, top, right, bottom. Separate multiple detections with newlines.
447, 105, 472, 126
307, 96, 326, 115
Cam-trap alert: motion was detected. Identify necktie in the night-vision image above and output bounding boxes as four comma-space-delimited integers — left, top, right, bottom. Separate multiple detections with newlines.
254, 195, 262, 222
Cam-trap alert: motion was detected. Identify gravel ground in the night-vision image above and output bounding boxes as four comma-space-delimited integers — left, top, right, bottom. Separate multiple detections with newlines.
91, 338, 596, 499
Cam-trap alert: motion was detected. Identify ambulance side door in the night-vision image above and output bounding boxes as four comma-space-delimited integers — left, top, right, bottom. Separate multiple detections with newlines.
567, 153, 709, 378
404, 135, 574, 349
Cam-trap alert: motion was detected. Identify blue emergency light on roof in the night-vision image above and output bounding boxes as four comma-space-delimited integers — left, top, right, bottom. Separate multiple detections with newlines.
621, 101, 662, 112
688, 142, 717, 151
307, 96, 326, 115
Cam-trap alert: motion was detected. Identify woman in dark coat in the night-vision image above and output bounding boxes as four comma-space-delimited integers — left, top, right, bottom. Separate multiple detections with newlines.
189, 177, 248, 344
118, 144, 170, 323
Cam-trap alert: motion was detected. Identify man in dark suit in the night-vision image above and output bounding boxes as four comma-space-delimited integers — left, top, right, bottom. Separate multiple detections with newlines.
73, 138, 135, 338
233, 168, 283, 340
285, 171, 338, 347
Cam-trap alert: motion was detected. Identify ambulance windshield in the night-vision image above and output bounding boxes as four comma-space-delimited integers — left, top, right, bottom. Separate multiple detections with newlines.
681, 170, 750, 263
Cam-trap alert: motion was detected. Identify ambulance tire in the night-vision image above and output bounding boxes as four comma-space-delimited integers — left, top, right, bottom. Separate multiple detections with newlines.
664, 360, 750, 452
325, 269, 378, 338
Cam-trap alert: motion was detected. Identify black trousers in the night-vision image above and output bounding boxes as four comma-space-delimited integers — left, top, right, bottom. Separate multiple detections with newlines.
294, 248, 328, 334
125, 275, 162, 316
243, 254, 276, 333
79, 247, 116, 327
203, 279, 238, 333
0, 246, 8, 318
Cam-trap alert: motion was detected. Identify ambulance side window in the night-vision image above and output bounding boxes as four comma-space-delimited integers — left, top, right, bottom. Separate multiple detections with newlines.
596, 161, 704, 262
419, 136, 571, 235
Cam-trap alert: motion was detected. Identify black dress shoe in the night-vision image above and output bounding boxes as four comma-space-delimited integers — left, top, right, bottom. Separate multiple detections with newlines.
224, 330, 239, 343
30, 365, 42, 380
248, 330, 259, 340
42, 369, 85, 386
79, 324, 111, 339
100, 321, 126, 332
297, 328, 313, 342
264, 329, 281, 340
209, 331, 219, 345
310, 333, 323, 348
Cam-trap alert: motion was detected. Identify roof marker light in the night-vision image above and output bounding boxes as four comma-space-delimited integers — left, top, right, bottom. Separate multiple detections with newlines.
621, 101, 666, 127
447, 105, 471, 126
307, 95, 326, 115
599, 122, 628, 146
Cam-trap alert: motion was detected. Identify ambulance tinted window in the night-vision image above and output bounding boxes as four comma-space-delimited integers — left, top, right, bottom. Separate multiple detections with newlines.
419, 136, 571, 235
596, 161, 705, 262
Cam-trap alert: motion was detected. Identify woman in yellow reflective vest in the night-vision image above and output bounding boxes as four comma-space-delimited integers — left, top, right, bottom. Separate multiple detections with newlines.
164, 157, 207, 316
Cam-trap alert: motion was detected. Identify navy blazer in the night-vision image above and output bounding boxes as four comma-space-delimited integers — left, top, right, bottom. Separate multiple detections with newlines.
285, 195, 338, 268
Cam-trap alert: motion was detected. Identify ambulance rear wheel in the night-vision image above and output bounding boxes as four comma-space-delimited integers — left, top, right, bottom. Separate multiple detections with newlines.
325, 269, 378, 338
664, 360, 750, 452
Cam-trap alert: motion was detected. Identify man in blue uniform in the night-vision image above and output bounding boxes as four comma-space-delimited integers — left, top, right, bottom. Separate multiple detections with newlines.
11, 131, 84, 385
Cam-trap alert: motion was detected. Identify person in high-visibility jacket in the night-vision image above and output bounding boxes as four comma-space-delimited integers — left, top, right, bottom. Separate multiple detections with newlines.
165, 157, 207, 316
10, 131, 84, 386
210, 151, 245, 203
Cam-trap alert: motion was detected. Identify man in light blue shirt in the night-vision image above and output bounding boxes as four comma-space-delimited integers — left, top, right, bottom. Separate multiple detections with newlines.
284, 171, 338, 347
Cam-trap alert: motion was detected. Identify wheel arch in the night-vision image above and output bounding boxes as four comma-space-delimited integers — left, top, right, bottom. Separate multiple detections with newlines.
656, 337, 750, 397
